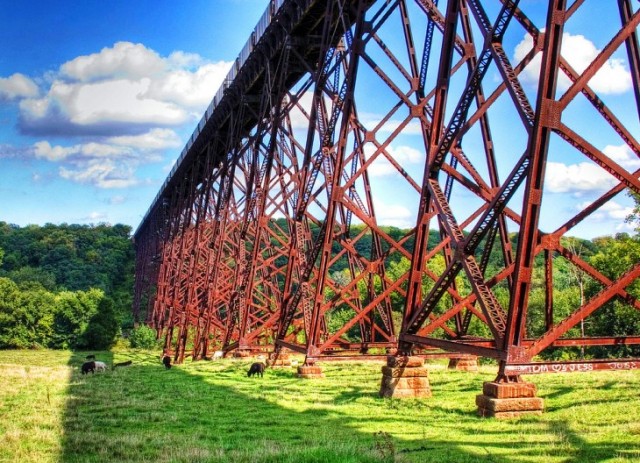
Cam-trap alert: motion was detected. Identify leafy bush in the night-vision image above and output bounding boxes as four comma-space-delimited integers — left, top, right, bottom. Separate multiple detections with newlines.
129, 325, 158, 349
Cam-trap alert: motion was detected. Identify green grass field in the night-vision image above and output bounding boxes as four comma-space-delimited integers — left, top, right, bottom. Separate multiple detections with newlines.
0, 349, 638, 463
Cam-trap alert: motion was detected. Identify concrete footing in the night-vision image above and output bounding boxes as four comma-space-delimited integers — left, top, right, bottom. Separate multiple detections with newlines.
267, 353, 292, 367
379, 356, 432, 398
476, 381, 543, 418
297, 364, 324, 378
448, 356, 478, 372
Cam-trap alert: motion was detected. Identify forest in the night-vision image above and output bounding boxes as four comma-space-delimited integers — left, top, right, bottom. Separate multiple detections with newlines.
0, 196, 639, 358
0, 222, 134, 350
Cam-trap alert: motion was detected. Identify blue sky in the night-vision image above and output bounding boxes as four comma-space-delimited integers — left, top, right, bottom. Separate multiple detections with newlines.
0, 1, 637, 240
0, 0, 268, 229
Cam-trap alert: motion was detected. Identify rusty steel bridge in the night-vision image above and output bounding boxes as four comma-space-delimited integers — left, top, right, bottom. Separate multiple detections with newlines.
133, 0, 640, 381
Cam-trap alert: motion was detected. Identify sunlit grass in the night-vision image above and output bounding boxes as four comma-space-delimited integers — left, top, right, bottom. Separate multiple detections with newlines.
0, 349, 639, 462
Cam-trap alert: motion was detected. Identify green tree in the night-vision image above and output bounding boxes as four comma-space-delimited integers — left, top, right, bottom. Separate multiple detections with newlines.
81, 296, 119, 349
52, 288, 104, 349
587, 234, 640, 356
9, 266, 57, 291
625, 190, 640, 234
0, 277, 23, 348
129, 325, 158, 349
0, 278, 57, 348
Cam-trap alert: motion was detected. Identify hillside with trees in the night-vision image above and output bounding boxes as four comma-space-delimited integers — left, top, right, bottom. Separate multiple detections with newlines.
0, 196, 639, 359
0, 222, 134, 349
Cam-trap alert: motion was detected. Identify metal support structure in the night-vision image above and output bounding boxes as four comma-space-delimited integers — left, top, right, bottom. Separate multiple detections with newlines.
132, 0, 640, 383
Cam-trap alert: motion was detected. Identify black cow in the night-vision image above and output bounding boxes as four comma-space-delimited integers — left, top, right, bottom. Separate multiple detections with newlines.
81, 361, 96, 375
162, 355, 172, 369
247, 362, 265, 377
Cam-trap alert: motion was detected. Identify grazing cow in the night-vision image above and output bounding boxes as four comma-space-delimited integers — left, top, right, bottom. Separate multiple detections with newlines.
94, 361, 107, 372
247, 362, 265, 378
85, 354, 96, 360
114, 360, 132, 369
162, 355, 172, 369
212, 351, 224, 360
81, 361, 96, 375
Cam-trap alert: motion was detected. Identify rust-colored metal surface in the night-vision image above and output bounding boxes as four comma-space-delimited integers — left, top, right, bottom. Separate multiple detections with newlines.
133, 0, 640, 377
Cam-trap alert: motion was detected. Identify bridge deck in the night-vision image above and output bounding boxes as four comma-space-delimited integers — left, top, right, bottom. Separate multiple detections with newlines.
135, 0, 363, 238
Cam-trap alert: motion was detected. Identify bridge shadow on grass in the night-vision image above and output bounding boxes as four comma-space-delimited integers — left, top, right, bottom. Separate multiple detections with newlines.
546, 420, 640, 463
58, 353, 640, 463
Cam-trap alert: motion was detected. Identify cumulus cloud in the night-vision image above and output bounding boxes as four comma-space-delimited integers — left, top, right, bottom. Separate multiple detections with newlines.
34, 140, 134, 162
576, 200, 634, 230
373, 200, 414, 228
365, 144, 424, 177
20, 78, 188, 131
514, 32, 632, 95
0, 73, 39, 100
60, 159, 138, 189
145, 62, 231, 108
19, 41, 232, 135
31, 126, 175, 188
107, 128, 182, 151
544, 142, 638, 196
602, 144, 640, 170
545, 161, 617, 194
17, 41, 231, 189
60, 42, 165, 82
359, 112, 423, 136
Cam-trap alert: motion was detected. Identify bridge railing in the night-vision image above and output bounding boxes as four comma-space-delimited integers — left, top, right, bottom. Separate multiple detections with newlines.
138, 0, 286, 235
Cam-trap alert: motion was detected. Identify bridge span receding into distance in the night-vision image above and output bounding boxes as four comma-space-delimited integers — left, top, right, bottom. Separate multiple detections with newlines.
132, 0, 640, 410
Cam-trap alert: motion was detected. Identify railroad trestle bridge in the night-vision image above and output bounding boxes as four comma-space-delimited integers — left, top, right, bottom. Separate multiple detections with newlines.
133, 0, 640, 410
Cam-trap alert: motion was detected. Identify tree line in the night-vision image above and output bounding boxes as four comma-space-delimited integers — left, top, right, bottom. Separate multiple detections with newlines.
1, 201, 638, 359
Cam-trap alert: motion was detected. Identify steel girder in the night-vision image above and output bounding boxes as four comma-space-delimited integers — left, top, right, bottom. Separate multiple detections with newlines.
133, 0, 640, 374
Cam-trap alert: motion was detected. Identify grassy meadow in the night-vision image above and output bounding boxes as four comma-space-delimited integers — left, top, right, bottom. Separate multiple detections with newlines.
0, 349, 639, 463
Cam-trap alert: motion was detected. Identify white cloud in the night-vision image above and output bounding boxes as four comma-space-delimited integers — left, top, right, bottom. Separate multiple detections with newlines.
34, 140, 133, 162
60, 42, 165, 82
374, 201, 414, 228
107, 128, 181, 151
576, 200, 633, 228
32, 127, 172, 187
0, 73, 39, 100
514, 32, 632, 95
60, 159, 137, 189
602, 144, 640, 170
545, 161, 617, 194
288, 92, 314, 129
21, 78, 188, 129
545, 144, 638, 195
8, 41, 236, 194
167, 51, 207, 69
365, 143, 424, 177
359, 112, 423, 135
83, 211, 109, 223
145, 61, 231, 108
19, 41, 232, 135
